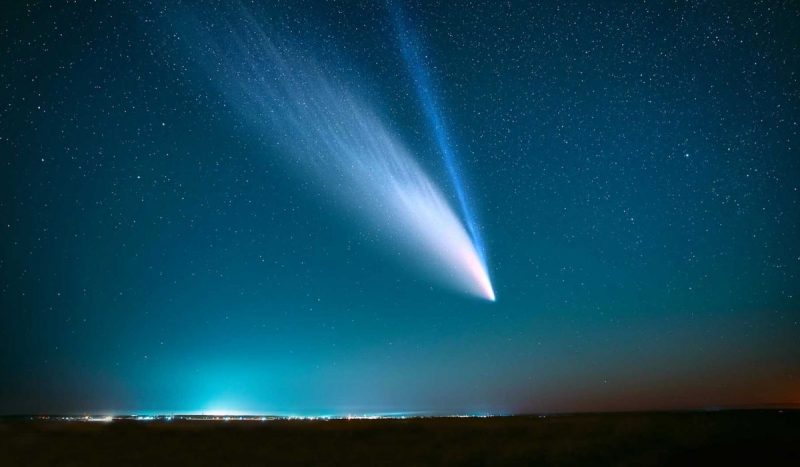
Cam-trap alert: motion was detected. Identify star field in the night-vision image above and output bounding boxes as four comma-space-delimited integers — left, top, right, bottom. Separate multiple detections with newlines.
1, 0, 798, 415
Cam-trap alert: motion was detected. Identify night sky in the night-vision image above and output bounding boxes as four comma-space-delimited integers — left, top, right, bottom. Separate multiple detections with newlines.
1, 0, 799, 416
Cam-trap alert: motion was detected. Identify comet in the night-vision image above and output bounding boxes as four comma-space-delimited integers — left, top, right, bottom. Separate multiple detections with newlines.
196, 11, 495, 300
389, 3, 490, 274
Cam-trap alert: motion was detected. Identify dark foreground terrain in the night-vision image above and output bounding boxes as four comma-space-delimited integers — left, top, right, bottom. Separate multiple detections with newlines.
1, 411, 798, 466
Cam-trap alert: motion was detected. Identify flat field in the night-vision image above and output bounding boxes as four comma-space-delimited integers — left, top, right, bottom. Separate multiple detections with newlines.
1, 410, 798, 466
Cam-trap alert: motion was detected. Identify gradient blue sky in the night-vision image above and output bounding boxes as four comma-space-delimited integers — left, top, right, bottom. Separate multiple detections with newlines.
1, 0, 798, 415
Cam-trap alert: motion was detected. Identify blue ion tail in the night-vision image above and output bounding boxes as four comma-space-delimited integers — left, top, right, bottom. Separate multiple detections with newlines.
390, 4, 494, 300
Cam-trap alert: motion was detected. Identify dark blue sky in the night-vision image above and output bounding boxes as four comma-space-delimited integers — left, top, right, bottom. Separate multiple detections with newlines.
1, 0, 798, 415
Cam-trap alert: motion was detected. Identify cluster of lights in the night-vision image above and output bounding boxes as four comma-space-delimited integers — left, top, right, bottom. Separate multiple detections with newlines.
30, 413, 504, 423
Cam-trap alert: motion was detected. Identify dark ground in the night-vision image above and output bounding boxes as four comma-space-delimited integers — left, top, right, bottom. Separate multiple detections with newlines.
1, 411, 798, 466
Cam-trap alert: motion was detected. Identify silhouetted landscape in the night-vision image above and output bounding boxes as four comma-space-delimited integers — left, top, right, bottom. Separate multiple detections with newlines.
2, 410, 798, 466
